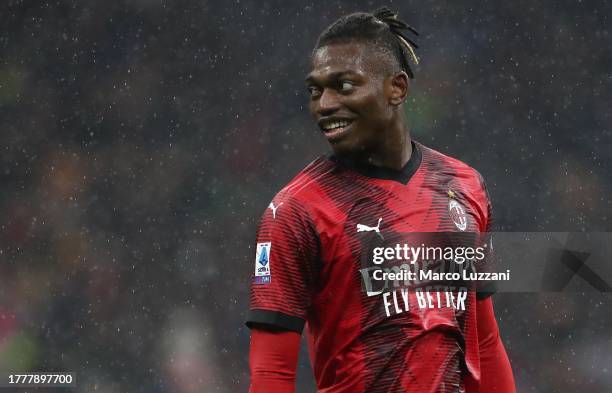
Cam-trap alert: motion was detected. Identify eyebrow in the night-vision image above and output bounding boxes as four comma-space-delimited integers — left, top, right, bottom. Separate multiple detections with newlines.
305, 70, 360, 84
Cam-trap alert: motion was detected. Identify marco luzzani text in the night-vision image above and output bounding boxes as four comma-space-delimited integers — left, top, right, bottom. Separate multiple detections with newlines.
359, 243, 511, 317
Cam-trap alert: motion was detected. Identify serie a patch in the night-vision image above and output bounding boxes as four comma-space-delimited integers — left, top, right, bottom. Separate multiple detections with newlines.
254, 242, 272, 284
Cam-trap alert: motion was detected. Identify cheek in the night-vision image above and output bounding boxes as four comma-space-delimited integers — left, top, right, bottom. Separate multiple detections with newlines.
354, 94, 388, 122
308, 100, 317, 116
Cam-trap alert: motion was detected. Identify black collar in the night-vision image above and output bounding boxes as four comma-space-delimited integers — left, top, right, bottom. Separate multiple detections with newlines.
329, 141, 422, 185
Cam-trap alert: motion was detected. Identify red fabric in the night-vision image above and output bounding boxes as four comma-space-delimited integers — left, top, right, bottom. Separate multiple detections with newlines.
465, 298, 516, 393
248, 143, 494, 392
249, 328, 301, 393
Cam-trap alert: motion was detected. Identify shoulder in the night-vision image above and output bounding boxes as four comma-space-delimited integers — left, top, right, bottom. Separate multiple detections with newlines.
418, 142, 484, 181
417, 142, 488, 191
271, 155, 337, 207
260, 156, 337, 223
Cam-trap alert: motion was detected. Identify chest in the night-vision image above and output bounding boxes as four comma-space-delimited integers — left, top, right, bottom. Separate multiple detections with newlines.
329, 181, 481, 236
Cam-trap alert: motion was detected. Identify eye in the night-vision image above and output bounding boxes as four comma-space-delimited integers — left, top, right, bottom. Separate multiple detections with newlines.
340, 81, 354, 92
307, 85, 322, 98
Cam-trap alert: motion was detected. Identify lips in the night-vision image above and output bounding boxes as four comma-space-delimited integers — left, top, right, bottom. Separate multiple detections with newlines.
318, 118, 354, 141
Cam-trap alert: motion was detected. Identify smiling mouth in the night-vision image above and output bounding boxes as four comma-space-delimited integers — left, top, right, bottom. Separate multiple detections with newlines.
320, 119, 353, 140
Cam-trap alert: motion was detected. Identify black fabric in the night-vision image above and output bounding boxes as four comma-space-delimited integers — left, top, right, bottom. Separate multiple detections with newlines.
476, 282, 497, 300
246, 309, 305, 333
330, 141, 422, 185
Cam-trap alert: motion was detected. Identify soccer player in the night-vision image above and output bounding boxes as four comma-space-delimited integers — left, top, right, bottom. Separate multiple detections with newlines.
246, 7, 515, 393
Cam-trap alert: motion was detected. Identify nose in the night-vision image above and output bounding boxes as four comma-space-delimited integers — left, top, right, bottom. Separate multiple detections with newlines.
316, 89, 340, 116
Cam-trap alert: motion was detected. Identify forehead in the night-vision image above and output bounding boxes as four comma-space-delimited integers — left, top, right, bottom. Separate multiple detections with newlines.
307, 42, 386, 81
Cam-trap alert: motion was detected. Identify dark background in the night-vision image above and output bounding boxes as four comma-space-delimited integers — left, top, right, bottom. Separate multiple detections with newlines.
0, 0, 611, 392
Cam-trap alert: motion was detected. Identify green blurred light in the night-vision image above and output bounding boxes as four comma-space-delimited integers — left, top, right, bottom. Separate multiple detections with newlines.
0, 333, 39, 372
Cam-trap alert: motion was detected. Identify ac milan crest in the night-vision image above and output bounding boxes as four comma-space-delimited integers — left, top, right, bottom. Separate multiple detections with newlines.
448, 196, 467, 231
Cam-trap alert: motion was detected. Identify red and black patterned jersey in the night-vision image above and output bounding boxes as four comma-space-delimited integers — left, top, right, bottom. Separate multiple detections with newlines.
246, 141, 494, 393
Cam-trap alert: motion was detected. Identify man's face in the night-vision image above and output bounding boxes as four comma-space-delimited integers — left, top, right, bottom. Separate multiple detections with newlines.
306, 42, 394, 157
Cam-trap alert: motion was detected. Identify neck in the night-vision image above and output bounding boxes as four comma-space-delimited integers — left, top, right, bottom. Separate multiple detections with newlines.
368, 122, 412, 170
344, 118, 413, 171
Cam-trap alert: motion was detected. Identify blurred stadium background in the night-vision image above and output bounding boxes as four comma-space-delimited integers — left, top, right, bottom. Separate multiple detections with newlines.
1, 0, 611, 392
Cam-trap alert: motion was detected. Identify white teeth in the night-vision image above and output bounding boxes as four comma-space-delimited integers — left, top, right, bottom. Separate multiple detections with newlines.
323, 120, 349, 131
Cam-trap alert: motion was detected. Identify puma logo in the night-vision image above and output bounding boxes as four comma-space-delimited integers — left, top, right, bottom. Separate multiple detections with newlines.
356, 218, 383, 239
268, 202, 283, 219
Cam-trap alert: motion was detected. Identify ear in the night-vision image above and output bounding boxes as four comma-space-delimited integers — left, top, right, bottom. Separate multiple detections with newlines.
387, 71, 410, 106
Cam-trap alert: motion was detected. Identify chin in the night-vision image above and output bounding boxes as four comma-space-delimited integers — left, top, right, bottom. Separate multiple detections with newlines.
329, 138, 367, 158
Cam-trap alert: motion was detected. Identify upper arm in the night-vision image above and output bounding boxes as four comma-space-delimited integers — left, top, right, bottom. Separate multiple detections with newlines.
246, 195, 320, 333
472, 170, 496, 299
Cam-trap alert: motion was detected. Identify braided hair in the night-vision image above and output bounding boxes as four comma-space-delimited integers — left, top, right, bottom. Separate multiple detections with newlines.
314, 7, 419, 78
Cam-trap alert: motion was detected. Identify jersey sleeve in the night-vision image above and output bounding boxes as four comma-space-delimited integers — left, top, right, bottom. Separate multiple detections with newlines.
474, 172, 497, 299
245, 195, 320, 333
